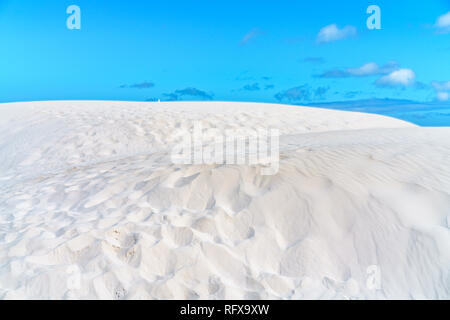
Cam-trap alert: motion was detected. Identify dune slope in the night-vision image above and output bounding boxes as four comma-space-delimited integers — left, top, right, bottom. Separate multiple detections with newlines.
0, 101, 449, 299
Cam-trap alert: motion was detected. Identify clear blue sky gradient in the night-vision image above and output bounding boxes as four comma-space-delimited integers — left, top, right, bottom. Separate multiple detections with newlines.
0, 0, 449, 106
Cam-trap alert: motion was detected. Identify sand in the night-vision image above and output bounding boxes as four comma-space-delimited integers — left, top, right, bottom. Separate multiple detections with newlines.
0, 101, 449, 299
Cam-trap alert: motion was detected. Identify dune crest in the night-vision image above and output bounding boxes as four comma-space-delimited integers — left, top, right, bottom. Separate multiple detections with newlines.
0, 101, 449, 299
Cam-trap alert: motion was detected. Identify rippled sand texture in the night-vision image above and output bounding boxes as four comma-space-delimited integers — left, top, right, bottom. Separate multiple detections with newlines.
0, 101, 449, 299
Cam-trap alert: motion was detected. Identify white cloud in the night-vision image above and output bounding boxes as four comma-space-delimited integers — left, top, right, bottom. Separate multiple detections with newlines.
432, 81, 450, 91
319, 62, 420, 91
318, 61, 399, 78
432, 81, 450, 101
317, 24, 357, 43
347, 62, 379, 76
435, 11, 450, 33
376, 69, 416, 87
347, 61, 398, 76
437, 92, 449, 101
240, 29, 263, 45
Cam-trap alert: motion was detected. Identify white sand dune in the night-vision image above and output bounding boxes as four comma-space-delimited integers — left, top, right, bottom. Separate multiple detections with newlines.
0, 101, 449, 299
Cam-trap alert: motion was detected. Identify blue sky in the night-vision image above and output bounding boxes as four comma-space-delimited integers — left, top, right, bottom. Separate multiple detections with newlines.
0, 0, 449, 108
